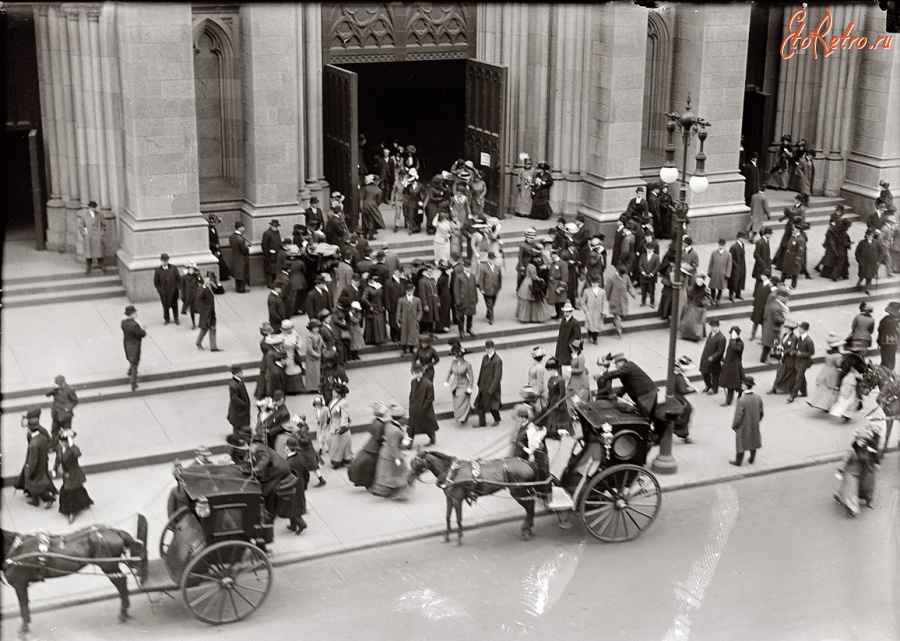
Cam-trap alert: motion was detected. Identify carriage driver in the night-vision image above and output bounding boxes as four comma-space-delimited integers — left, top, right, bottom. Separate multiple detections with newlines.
512, 405, 551, 500
595, 353, 659, 417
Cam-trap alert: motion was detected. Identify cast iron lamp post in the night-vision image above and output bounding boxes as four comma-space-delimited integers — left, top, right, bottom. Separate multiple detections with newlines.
652, 95, 710, 475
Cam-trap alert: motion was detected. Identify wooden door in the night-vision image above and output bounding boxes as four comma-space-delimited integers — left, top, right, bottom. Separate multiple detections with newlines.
464, 60, 507, 219
323, 64, 359, 228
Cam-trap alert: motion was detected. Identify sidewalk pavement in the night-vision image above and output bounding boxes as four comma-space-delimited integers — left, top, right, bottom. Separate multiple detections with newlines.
2, 362, 893, 617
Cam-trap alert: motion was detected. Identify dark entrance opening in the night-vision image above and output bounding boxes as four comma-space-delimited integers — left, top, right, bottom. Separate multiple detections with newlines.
3, 130, 41, 243
343, 59, 466, 182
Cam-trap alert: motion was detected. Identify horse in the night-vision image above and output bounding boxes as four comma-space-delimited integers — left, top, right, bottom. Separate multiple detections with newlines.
408, 450, 546, 546
859, 363, 900, 458
1, 525, 146, 634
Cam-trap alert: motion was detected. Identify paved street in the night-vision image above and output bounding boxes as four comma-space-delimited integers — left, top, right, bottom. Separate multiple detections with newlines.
4, 456, 897, 641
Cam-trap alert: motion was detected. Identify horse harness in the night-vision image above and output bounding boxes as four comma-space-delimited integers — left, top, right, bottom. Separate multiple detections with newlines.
438, 457, 539, 505
2, 527, 127, 581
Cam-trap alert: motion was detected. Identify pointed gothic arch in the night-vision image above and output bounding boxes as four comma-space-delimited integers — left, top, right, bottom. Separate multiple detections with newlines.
641, 10, 674, 160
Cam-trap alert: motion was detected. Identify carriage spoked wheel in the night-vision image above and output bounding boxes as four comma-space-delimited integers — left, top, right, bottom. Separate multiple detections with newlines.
180, 541, 273, 624
159, 507, 189, 558
578, 464, 661, 542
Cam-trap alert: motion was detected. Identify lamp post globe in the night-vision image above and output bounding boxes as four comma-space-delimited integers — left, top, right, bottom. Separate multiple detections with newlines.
660, 166, 679, 184
689, 175, 709, 193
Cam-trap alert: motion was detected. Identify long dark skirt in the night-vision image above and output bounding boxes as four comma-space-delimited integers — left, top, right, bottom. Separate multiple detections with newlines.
347, 450, 379, 488
658, 286, 673, 319
772, 361, 797, 393
59, 486, 93, 516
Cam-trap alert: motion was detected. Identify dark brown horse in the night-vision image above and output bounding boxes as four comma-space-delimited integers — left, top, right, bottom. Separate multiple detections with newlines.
408, 450, 545, 545
1, 525, 146, 634
859, 363, 900, 458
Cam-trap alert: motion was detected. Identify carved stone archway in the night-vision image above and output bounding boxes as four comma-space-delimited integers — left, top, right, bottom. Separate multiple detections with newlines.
641, 10, 674, 161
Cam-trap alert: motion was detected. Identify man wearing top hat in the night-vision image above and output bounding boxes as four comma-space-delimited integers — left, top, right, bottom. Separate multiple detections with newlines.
555, 302, 582, 367
474, 340, 504, 427
787, 321, 815, 402
122, 305, 146, 391
752, 227, 774, 297
229, 221, 251, 293
14, 408, 58, 508
228, 365, 252, 436
80, 201, 107, 274
261, 219, 282, 286
153, 253, 182, 324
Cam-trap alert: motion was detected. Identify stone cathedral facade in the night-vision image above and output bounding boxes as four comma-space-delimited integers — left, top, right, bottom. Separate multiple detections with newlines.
10, 2, 899, 301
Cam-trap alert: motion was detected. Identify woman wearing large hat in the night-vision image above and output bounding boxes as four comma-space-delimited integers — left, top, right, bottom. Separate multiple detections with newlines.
847, 301, 876, 353
530, 161, 554, 220
445, 341, 474, 424
877, 301, 900, 371
808, 332, 846, 412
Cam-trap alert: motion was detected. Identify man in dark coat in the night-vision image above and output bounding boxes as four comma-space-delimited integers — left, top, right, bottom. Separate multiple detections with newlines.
625, 187, 650, 225
877, 301, 900, 371
248, 440, 292, 520
325, 210, 349, 247
554, 302, 582, 366
720, 326, 745, 406
855, 228, 880, 293
45, 375, 78, 446
787, 322, 815, 402
741, 153, 760, 206
306, 274, 333, 321
153, 253, 181, 324
474, 341, 503, 427
208, 215, 230, 281
730, 376, 763, 466
268, 283, 287, 330
453, 259, 478, 336
305, 197, 325, 233
282, 436, 308, 534
409, 366, 439, 445
261, 219, 282, 286
227, 365, 251, 436
384, 271, 404, 344
596, 354, 658, 417
752, 227, 773, 297
727, 232, 748, 301
699, 319, 726, 394
585, 237, 607, 287
14, 408, 58, 507
476, 255, 502, 325
121, 305, 146, 391
196, 274, 225, 351
229, 222, 251, 292
417, 268, 440, 335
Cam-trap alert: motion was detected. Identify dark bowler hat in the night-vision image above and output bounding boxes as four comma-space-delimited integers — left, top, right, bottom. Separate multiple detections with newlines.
742, 376, 756, 388
270, 219, 280, 227
310, 196, 319, 204
87, 200, 98, 208
887, 301, 900, 314
160, 253, 170, 261
799, 321, 810, 330
125, 305, 137, 316
25, 408, 41, 420
761, 227, 773, 236
230, 364, 243, 374
485, 340, 495, 348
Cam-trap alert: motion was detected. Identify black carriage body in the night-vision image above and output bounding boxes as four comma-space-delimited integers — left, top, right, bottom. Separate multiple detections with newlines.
179, 465, 265, 543
573, 398, 654, 466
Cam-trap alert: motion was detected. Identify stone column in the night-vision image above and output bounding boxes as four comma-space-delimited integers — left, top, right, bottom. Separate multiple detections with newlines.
87, 7, 110, 211
61, 5, 88, 253
34, 5, 67, 251
304, 3, 327, 201
665, 3, 750, 239
115, 3, 210, 300
841, 4, 900, 212
295, 5, 308, 204
239, 3, 303, 273
99, 3, 124, 250
578, 3, 647, 226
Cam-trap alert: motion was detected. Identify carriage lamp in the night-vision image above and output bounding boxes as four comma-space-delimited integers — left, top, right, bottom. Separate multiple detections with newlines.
195, 497, 211, 518
654, 96, 712, 476
600, 423, 613, 461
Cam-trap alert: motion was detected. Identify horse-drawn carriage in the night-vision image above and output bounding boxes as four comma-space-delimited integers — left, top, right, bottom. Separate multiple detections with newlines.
2, 455, 287, 633
411, 393, 670, 545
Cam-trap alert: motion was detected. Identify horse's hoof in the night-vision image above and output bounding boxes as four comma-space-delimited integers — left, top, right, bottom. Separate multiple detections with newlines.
442, 537, 449, 544
558, 519, 574, 530
450, 539, 462, 548
119, 613, 132, 623
522, 530, 532, 541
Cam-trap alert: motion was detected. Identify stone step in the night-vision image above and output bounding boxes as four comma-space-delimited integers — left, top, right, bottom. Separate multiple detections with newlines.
2, 270, 104, 286
0, 284, 128, 309
4, 280, 895, 413
2, 274, 122, 295
1, 343, 882, 485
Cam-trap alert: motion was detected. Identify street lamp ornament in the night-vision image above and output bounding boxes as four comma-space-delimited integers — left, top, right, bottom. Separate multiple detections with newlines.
652, 95, 712, 476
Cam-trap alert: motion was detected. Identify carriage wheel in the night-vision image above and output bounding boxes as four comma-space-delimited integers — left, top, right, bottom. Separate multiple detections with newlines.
578, 464, 661, 542
159, 507, 189, 559
180, 541, 273, 625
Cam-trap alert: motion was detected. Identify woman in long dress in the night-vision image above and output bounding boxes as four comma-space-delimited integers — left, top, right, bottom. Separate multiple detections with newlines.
530, 162, 554, 220
369, 408, 412, 499
542, 358, 571, 437
304, 320, 323, 393
327, 383, 353, 468
280, 320, 305, 395
516, 260, 552, 323
789, 140, 815, 197
834, 428, 880, 517
445, 343, 474, 424
526, 347, 548, 415
55, 428, 93, 524
347, 402, 387, 488
766, 135, 793, 190
829, 350, 867, 421
362, 277, 388, 345
516, 155, 535, 217
567, 340, 591, 403
432, 211, 453, 262
808, 334, 845, 411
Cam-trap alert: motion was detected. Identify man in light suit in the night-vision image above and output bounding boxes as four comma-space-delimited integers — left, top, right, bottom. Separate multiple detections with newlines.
476, 253, 502, 325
